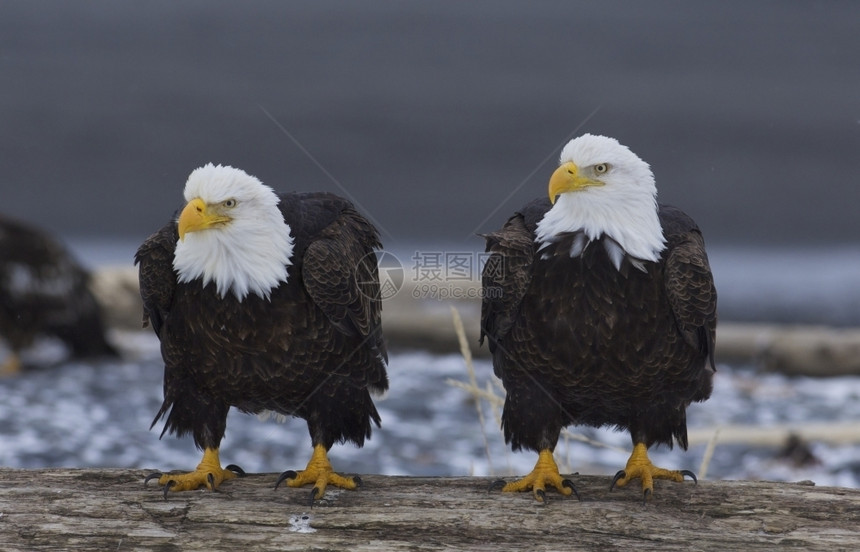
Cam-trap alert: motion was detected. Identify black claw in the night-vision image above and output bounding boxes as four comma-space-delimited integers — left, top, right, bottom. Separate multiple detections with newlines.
610, 470, 626, 491
274, 470, 297, 490
144, 472, 163, 486
352, 475, 363, 488
487, 479, 507, 493
308, 487, 320, 506
680, 470, 698, 484
225, 464, 246, 477
535, 489, 548, 504
207, 473, 215, 491
642, 487, 652, 505
562, 478, 581, 501
162, 480, 176, 500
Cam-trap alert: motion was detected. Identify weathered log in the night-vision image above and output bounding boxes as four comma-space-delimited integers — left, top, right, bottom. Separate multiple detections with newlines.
716, 323, 860, 376
1, 469, 858, 551
88, 266, 144, 332
92, 267, 860, 376
687, 420, 860, 447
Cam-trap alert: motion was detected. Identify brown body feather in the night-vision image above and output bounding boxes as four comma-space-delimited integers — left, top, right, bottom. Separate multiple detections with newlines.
135, 192, 388, 452
481, 198, 716, 453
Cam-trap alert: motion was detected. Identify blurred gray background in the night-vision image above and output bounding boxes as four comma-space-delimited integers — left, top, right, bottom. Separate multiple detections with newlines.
2, 1, 858, 249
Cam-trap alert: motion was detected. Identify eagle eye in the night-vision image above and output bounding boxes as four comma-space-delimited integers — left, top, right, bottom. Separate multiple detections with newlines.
223, 198, 237, 208
594, 163, 609, 175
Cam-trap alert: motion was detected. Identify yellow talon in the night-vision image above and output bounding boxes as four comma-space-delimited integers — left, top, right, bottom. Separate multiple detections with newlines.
276, 444, 358, 500
500, 449, 577, 502
611, 442, 695, 498
153, 447, 237, 492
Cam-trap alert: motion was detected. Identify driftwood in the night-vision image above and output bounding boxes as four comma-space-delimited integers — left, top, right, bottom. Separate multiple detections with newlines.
1, 468, 859, 551
716, 323, 860, 376
687, 420, 860, 448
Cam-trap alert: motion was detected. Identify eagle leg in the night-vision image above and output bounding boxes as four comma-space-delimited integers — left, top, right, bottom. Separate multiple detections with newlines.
274, 443, 359, 501
496, 449, 578, 503
610, 442, 696, 500
145, 447, 238, 497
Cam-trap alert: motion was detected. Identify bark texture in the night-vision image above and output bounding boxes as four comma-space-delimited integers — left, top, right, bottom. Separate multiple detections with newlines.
1, 469, 859, 551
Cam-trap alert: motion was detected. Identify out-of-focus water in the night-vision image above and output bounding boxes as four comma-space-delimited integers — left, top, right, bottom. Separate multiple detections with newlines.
706, 245, 860, 327
2, 338, 859, 489
2, 242, 860, 487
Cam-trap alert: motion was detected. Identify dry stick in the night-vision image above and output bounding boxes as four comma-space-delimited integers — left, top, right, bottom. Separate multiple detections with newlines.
444, 379, 625, 453
699, 427, 722, 481
447, 307, 627, 479
450, 306, 493, 473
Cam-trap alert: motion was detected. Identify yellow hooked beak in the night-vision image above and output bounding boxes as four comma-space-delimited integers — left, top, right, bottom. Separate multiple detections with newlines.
548, 161, 604, 204
177, 198, 232, 240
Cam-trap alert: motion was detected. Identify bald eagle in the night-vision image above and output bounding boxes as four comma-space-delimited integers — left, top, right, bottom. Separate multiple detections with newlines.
135, 164, 388, 501
481, 134, 716, 502
0, 214, 117, 374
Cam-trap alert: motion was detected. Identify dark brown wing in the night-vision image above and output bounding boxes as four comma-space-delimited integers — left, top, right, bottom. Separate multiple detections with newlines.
660, 205, 718, 370
480, 202, 549, 379
134, 222, 179, 339
302, 208, 387, 365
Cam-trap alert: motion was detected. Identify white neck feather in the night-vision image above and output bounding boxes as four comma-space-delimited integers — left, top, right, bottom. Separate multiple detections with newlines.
534, 134, 667, 267
172, 166, 294, 301
174, 219, 293, 301
535, 191, 665, 264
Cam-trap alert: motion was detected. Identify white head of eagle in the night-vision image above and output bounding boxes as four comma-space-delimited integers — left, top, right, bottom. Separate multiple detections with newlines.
535, 134, 666, 269
172, 163, 294, 301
